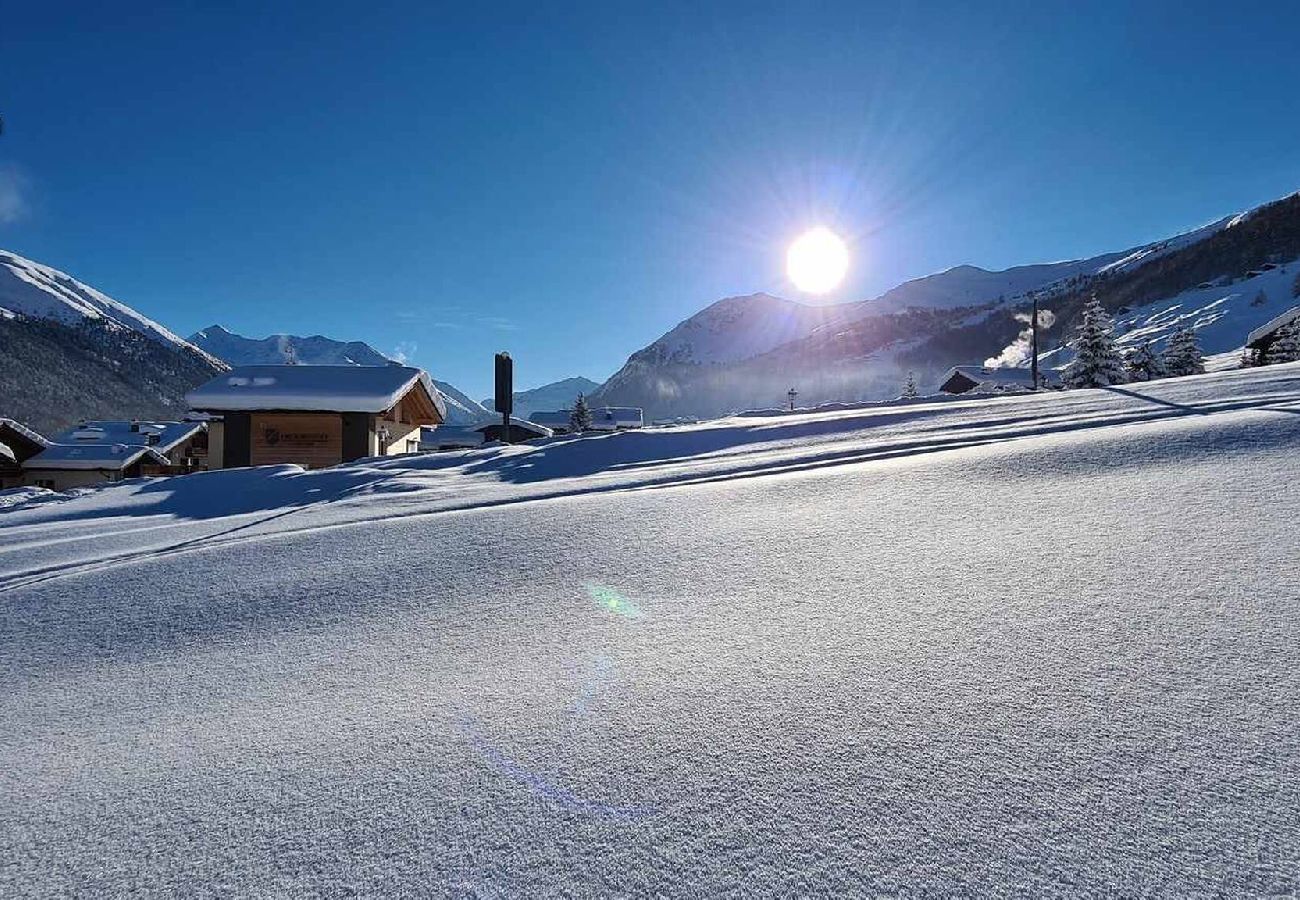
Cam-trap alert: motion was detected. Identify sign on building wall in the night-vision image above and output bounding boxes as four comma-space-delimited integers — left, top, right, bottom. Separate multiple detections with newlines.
250, 413, 343, 468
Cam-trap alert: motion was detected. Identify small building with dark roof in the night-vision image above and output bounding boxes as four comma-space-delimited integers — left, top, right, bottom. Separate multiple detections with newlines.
473, 417, 554, 443
0, 418, 49, 489
939, 366, 1059, 395
21, 420, 207, 491
1246, 305, 1300, 360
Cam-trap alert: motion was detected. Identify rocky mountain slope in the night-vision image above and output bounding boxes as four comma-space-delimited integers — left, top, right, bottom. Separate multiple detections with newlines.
0, 250, 225, 434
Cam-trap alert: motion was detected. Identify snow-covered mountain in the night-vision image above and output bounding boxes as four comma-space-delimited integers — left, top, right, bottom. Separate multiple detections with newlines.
971, 191, 1300, 372
1, 249, 220, 364
481, 376, 602, 419
593, 190, 1300, 418
189, 324, 392, 367
432, 380, 494, 425
868, 256, 1125, 312
0, 249, 226, 434
190, 324, 493, 425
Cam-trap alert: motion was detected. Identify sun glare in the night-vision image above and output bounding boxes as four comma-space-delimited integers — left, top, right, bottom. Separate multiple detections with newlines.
786, 227, 849, 294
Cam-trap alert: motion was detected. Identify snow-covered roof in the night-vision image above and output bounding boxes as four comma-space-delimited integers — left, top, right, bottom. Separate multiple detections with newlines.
941, 366, 1059, 393
472, 417, 554, 438
589, 406, 644, 429
25, 420, 204, 471
1246, 305, 1300, 347
26, 442, 171, 471
186, 365, 447, 419
0, 441, 14, 464
0, 417, 50, 448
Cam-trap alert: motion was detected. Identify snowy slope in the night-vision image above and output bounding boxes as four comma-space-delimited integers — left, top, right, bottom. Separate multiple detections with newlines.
1031, 260, 1299, 371
0, 249, 217, 362
2, 365, 1299, 895
433, 379, 494, 425
630, 293, 856, 366
1112, 260, 1300, 353
868, 254, 1126, 312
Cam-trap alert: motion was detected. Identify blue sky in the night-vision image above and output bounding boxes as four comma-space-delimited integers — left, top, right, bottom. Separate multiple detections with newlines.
2, 1, 1298, 397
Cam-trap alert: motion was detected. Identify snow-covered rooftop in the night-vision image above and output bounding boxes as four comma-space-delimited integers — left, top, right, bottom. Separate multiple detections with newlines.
186, 365, 447, 418
0, 417, 50, 449
941, 366, 1059, 392
26, 442, 170, 471
1246, 304, 1300, 347
25, 420, 203, 471
590, 407, 644, 429
0, 441, 13, 464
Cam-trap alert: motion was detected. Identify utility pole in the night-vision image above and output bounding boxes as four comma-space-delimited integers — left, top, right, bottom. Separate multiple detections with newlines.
1030, 296, 1040, 390
787, 387, 798, 411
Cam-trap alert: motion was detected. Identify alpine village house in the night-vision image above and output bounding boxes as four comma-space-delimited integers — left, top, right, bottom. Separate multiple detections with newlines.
185, 364, 446, 469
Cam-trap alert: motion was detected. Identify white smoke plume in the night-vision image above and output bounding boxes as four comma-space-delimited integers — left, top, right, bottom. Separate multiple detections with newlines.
984, 309, 1056, 368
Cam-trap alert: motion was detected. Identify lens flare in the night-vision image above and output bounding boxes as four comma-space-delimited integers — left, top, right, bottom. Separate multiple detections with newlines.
786, 227, 849, 294
585, 582, 642, 618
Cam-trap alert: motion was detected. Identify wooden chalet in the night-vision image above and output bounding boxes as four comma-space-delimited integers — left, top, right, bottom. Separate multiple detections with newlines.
186, 364, 446, 469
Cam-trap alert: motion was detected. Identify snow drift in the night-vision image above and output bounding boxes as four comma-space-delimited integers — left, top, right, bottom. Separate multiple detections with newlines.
1, 364, 1299, 895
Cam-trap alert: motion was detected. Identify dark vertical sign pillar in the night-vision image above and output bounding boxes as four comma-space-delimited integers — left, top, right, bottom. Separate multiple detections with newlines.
1030, 297, 1040, 390
494, 352, 513, 443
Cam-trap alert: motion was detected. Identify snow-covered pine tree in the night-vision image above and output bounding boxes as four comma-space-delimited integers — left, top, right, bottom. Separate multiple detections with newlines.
1125, 341, 1164, 382
1267, 322, 1300, 364
902, 371, 918, 399
569, 393, 593, 432
1062, 295, 1126, 388
1162, 327, 1205, 377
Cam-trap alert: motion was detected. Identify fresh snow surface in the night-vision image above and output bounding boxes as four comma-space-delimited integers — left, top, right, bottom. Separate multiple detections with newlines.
1037, 260, 1300, 370
186, 365, 447, 418
2, 365, 1299, 895
0, 249, 217, 362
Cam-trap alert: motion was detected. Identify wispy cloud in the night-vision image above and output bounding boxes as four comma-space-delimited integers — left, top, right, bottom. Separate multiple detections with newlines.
476, 316, 517, 331
0, 164, 29, 224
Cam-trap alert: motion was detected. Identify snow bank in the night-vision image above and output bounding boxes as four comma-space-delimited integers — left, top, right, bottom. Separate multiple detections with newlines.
2, 365, 1299, 894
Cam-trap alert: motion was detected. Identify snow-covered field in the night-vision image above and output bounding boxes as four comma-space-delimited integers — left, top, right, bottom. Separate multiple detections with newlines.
2, 365, 1299, 896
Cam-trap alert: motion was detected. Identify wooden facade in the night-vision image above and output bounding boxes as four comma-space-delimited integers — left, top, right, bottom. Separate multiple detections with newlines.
190, 367, 445, 470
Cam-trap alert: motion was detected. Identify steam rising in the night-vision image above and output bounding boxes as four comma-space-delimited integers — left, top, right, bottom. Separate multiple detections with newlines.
985, 309, 1055, 367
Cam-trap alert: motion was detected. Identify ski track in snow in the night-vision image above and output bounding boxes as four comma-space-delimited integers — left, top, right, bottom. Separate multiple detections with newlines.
2, 364, 1300, 896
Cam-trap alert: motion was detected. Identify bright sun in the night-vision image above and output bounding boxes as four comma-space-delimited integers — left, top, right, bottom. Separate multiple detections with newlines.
786, 227, 849, 294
